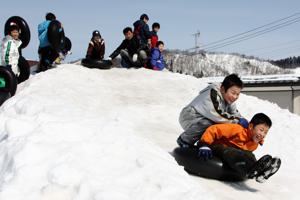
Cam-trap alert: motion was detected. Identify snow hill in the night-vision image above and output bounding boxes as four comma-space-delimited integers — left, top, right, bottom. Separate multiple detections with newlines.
164, 52, 291, 77
0, 64, 300, 200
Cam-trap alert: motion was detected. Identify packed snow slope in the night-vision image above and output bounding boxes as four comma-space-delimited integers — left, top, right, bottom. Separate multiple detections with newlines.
0, 64, 300, 200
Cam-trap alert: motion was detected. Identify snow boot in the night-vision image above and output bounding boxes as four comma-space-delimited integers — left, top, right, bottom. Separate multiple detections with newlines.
247, 154, 272, 179
177, 136, 193, 148
255, 157, 281, 183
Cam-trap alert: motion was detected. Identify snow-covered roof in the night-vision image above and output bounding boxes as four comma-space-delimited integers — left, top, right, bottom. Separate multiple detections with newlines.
203, 74, 300, 86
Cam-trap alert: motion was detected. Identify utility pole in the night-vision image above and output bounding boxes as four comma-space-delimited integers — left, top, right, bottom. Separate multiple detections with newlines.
192, 30, 200, 52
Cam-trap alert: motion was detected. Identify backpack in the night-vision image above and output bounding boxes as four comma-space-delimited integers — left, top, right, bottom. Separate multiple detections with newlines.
133, 21, 143, 40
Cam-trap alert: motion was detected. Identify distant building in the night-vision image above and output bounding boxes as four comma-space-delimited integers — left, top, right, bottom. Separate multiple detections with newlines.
242, 74, 300, 115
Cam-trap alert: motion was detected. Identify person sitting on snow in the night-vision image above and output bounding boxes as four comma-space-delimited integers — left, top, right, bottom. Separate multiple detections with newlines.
108, 27, 147, 68
86, 30, 105, 60
0, 24, 22, 77
197, 113, 281, 183
177, 74, 248, 148
150, 22, 160, 49
150, 41, 165, 71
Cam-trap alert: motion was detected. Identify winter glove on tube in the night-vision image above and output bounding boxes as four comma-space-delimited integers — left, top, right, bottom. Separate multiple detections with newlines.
198, 146, 213, 160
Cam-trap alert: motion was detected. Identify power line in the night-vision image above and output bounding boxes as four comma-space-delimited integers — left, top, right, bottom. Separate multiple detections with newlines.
201, 12, 300, 48
199, 12, 300, 51
203, 16, 300, 51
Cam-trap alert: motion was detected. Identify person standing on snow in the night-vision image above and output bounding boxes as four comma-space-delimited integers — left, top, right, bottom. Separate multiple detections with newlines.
0, 24, 22, 76
86, 30, 105, 60
37, 12, 64, 72
150, 22, 160, 49
108, 27, 147, 68
133, 14, 152, 49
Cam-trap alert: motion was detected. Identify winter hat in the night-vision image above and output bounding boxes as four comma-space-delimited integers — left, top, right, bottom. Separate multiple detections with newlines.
92, 30, 101, 38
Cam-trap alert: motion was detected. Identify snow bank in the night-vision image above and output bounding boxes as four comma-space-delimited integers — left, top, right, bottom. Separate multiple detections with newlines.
0, 65, 216, 200
0, 64, 299, 200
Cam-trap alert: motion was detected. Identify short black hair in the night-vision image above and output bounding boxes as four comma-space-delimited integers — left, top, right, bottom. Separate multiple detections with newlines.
46, 12, 56, 21
221, 74, 243, 92
152, 22, 160, 30
8, 24, 19, 33
123, 27, 132, 35
250, 113, 272, 128
140, 14, 149, 21
156, 41, 164, 47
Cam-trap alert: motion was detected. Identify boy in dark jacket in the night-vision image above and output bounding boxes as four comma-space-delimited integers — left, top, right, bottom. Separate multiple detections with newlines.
150, 22, 160, 49
86, 30, 105, 60
133, 14, 152, 47
108, 27, 147, 68
197, 113, 281, 183
150, 41, 165, 70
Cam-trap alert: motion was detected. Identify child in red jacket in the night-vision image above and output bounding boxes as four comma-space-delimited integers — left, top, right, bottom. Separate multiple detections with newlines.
150, 22, 160, 49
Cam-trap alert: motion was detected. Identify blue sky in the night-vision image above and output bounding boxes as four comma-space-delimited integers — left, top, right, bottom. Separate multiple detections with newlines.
1, 0, 300, 61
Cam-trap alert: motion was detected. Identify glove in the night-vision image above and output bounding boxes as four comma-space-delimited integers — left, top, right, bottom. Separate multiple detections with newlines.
238, 117, 249, 128
107, 57, 112, 61
58, 52, 65, 60
132, 54, 138, 62
198, 146, 212, 160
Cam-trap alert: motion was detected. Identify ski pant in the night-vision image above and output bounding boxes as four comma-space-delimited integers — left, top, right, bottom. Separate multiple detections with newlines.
211, 144, 257, 178
120, 49, 148, 68
38, 46, 59, 72
178, 106, 215, 146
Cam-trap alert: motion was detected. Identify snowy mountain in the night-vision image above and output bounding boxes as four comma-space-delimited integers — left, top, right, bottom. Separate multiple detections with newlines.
0, 64, 300, 200
164, 51, 291, 77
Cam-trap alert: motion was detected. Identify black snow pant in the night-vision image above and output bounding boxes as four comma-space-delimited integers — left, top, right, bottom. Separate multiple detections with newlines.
120, 49, 148, 68
38, 46, 59, 72
211, 144, 257, 178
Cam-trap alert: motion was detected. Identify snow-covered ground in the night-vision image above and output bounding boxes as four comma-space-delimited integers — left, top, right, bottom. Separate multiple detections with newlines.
0, 64, 299, 200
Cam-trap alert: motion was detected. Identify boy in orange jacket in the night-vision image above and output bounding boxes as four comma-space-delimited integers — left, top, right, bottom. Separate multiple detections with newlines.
198, 113, 281, 183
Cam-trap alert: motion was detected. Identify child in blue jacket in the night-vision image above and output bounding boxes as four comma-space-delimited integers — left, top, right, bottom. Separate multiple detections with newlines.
150, 41, 165, 70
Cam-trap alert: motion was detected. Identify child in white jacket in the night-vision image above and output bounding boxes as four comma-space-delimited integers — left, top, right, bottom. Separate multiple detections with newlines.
1, 24, 22, 76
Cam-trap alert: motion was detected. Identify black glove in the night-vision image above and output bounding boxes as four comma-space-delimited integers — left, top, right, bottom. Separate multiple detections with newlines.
198, 146, 213, 160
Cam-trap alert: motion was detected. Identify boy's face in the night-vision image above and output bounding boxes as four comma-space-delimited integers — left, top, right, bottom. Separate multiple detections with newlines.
221, 85, 241, 104
10, 30, 19, 40
93, 35, 101, 42
250, 123, 269, 144
124, 31, 133, 40
158, 44, 164, 52
153, 27, 160, 33
143, 19, 149, 24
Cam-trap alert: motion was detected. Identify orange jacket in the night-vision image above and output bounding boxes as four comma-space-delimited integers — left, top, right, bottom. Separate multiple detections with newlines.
200, 123, 258, 151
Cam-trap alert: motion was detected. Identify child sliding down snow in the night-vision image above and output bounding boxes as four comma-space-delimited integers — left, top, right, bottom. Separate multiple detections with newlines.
197, 113, 281, 183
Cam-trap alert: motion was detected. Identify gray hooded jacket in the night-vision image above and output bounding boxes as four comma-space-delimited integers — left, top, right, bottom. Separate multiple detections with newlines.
178, 83, 241, 144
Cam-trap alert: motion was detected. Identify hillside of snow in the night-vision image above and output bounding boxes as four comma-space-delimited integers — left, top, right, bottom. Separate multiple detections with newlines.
0, 64, 300, 200
165, 52, 291, 77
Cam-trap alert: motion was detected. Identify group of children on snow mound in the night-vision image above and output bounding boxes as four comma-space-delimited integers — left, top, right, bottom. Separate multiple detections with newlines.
0, 13, 281, 182
177, 73, 281, 183
0, 12, 67, 75
86, 14, 165, 70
